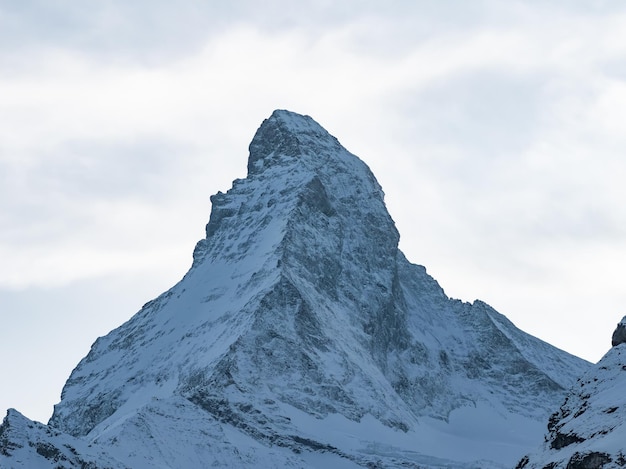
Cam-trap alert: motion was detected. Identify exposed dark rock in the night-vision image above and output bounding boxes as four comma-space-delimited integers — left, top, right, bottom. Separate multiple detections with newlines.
550, 431, 585, 450
33, 441, 63, 461
515, 455, 529, 468
566, 451, 611, 469
611, 317, 626, 347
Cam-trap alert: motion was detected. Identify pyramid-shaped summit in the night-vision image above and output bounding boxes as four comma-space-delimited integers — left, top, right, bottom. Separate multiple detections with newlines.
1, 110, 589, 469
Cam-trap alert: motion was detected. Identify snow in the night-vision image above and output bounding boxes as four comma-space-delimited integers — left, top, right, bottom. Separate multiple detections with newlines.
520, 343, 626, 467
266, 401, 545, 468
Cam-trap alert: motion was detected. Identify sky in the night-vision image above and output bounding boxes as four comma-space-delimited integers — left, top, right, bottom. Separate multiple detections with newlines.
2, 0, 626, 424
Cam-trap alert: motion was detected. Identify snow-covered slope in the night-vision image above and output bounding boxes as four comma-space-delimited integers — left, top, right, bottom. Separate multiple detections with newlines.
0, 409, 128, 469
0, 110, 590, 468
518, 318, 626, 469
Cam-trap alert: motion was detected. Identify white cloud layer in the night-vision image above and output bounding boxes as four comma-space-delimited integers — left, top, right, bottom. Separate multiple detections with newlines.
2, 0, 626, 422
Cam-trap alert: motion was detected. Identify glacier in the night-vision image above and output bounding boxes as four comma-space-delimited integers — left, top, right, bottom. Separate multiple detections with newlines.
0, 110, 590, 468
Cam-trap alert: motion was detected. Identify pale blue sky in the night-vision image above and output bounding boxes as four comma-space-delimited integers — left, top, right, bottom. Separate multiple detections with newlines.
2, 0, 626, 423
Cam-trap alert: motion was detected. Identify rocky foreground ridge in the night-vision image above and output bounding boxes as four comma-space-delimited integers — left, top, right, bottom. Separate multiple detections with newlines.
1, 110, 590, 468
517, 317, 626, 469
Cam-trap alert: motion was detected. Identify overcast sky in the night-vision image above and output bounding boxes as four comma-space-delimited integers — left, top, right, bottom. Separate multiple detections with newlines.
2, 1, 626, 424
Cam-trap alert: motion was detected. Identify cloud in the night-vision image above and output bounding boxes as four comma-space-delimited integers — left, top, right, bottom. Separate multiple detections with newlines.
3, 0, 626, 423
3, 1, 625, 293
0, 1, 226, 65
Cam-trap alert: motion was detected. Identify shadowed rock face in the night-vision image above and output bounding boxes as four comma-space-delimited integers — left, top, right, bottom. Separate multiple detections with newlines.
611, 316, 626, 346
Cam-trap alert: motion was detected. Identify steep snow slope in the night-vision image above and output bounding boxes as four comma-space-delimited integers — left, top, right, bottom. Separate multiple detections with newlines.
1, 110, 590, 468
518, 319, 626, 469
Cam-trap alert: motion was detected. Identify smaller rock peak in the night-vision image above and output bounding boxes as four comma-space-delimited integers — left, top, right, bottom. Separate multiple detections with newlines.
247, 110, 342, 175
611, 316, 626, 347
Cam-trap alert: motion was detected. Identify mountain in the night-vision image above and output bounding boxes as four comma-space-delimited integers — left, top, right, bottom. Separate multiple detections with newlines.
0, 110, 590, 468
517, 317, 626, 469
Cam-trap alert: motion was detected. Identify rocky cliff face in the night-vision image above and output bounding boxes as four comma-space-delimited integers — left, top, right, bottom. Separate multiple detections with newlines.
1, 110, 590, 468
518, 319, 626, 469
611, 316, 626, 347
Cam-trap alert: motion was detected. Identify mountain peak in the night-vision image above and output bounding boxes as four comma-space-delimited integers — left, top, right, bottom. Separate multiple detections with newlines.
1, 111, 591, 469
193, 109, 389, 271
247, 109, 342, 175
267, 109, 324, 131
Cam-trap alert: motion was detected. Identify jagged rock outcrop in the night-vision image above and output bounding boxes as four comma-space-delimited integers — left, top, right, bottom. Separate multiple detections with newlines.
611, 316, 626, 347
0, 409, 128, 468
517, 318, 626, 469
0, 110, 590, 468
